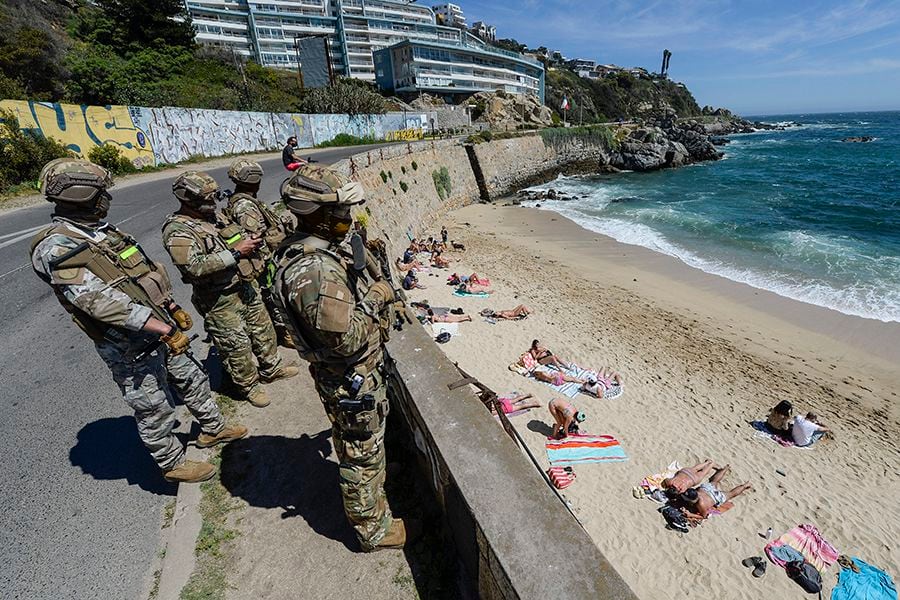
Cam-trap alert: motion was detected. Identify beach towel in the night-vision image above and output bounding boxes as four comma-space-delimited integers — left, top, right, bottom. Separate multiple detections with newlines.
453, 290, 490, 298
546, 433, 628, 465
432, 323, 459, 337
547, 466, 576, 489
766, 524, 839, 574
750, 420, 797, 447
831, 558, 897, 600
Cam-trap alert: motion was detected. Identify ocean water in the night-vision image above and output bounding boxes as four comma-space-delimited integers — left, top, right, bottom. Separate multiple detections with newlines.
524, 111, 900, 322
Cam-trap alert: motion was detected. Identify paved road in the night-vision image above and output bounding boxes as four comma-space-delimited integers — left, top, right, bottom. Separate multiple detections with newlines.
0, 145, 383, 600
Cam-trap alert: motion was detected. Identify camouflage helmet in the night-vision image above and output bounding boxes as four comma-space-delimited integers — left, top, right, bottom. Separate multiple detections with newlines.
280, 164, 365, 216
172, 171, 219, 203
228, 159, 264, 185
39, 158, 113, 205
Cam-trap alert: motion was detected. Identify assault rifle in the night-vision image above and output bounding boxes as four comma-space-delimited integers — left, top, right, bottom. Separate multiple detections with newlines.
132, 333, 202, 368
350, 234, 413, 331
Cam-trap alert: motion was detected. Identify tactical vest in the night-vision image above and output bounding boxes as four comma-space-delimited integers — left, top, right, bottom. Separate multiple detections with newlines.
272, 239, 386, 372
164, 213, 266, 287
224, 193, 287, 252
31, 222, 175, 342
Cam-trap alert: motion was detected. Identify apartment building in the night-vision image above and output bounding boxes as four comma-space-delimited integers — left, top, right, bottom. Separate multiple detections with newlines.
373, 36, 545, 103
184, 0, 493, 82
432, 3, 466, 28
470, 20, 496, 42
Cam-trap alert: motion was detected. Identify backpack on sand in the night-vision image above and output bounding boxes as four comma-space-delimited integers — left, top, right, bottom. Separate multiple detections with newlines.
786, 560, 823, 595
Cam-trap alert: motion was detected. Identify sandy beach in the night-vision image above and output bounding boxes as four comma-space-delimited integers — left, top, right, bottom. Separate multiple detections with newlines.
403, 203, 899, 599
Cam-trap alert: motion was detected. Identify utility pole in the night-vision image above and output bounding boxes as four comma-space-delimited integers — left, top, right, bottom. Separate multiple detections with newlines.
293, 35, 305, 92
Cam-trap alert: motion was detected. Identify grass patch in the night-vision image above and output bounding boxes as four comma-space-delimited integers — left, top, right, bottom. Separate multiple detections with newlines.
431, 167, 451, 201
162, 500, 176, 529
399, 181, 408, 193
179, 451, 241, 600
148, 567, 162, 600
392, 565, 415, 593
539, 124, 619, 150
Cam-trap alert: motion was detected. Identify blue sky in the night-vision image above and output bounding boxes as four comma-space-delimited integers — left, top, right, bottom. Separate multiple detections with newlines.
458, 0, 900, 115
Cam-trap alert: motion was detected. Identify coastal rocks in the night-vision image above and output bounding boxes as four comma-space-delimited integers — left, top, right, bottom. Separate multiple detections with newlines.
610, 126, 694, 171
471, 91, 553, 129
841, 136, 874, 143
517, 188, 580, 202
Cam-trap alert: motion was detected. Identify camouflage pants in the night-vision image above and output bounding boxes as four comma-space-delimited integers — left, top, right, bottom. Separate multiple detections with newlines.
313, 363, 393, 551
97, 342, 224, 471
194, 280, 283, 396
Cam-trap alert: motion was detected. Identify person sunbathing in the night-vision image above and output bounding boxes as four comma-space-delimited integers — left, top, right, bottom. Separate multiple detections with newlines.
662, 460, 720, 494
484, 305, 533, 320
679, 465, 753, 523
580, 367, 624, 397
548, 398, 586, 439
395, 257, 422, 273
426, 308, 471, 323
766, 400, 794, 438
532, 369, 584, 386
529, 339, 569, 369
431, 250, 451, 268
492, 393, 541, 416
458, 281, 492, 294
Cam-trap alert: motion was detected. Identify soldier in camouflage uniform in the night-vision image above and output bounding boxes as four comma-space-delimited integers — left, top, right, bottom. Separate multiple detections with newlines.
161, 171, 299, 408
223, 159, 294, 348
272, 164, 420, 551
30, 159, 248, 484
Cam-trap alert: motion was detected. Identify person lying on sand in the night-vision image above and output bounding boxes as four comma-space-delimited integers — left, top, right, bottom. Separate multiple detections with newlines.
766, 400, 794, 438
529, 339, 570, 369
533, 369, 585, 386
448, 272, 489, 286
426, 308, 471, 323
679, 465, 753, 523
662, 460, 721, 494
580, 367, 624, 397
492, 393, 541, 416
791, 412, 832, 447
548, 398, 586, 439
458, 281, 492, 294
483, 305, 533, 320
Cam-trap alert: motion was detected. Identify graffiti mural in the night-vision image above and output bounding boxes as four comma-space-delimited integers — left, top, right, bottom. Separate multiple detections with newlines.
1, 98, 434, 168
0, 100, 156, 168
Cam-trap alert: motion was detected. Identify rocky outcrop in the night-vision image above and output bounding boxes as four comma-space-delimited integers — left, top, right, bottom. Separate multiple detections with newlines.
610, 122, 720, 172
842, 136, 874, 143
472, 91, 553, 129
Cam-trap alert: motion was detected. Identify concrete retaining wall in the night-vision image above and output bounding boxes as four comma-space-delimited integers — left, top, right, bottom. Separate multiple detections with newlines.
338, 136, 637, 599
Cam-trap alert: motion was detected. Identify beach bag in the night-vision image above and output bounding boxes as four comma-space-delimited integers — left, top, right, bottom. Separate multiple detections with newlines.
660, 505, 689, 533
786, 560, 823, 595
547, 466, 576, 489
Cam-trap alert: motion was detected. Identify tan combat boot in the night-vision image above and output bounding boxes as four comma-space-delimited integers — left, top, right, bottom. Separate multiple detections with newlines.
260, 362, 300, 383
373, 518, 423, 551
164, 459, 216, 483
278, 331, 296, 349
196, 424, 249, 448
247, 388, 270, 408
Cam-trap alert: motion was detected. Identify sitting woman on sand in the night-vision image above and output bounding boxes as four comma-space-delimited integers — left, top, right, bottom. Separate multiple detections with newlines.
766, 400, 794, 438
483, 305, 533, 320
791, 412, 832, 447
528, 339, 570, 370
426, 308, 471, 324
679, 465, 753, 523
548, 398, 587, 439
431, 250, 451, 268
491, 393, 541, 416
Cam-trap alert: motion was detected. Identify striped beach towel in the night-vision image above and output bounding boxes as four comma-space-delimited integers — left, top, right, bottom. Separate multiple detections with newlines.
546, 434, 628, 465
533, 364, 623, 399
765, 523, 840, 573
453, 290, 490, 298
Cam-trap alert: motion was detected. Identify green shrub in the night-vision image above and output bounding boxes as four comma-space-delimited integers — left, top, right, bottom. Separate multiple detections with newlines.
401, 165, 406, 174
0, 110, 72, 194
316, 133, 380, 148
87, 143, 137, 175
411, 160, 418, 171
539, 125, 618, 151
399, 181, 408, 192
380, 170, 388, 183
431, 166, 451, 201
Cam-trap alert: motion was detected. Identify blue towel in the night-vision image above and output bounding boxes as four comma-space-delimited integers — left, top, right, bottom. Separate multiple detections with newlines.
453, 290, 489, 298
769, 544, 804, 565
831, 557, 897, 600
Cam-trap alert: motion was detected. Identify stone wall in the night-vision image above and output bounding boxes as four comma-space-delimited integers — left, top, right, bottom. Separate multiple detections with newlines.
334, 137, 638, 599
470, 133, 612, 201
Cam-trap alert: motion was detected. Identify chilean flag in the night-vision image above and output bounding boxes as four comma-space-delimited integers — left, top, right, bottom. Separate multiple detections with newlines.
560, 96, 570, 111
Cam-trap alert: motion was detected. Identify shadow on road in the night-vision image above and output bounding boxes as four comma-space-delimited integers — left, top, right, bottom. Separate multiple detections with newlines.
69, 416, 177, 495
218, 430, 358, 550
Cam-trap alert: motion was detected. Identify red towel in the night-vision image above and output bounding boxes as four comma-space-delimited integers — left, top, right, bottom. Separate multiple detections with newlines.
547, 466, 576, 489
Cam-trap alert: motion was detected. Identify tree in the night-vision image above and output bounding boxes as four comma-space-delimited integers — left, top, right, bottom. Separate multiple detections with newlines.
91, 0, 195, 54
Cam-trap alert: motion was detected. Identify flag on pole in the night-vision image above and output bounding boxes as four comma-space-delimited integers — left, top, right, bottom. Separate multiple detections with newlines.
560, 96, 570, 111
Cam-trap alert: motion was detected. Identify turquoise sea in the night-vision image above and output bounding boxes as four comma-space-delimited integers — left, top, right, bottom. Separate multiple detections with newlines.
525, 111, 900, 322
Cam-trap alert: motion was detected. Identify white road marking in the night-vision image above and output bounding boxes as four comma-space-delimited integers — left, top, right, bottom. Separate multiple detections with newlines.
0, 224, 45, 242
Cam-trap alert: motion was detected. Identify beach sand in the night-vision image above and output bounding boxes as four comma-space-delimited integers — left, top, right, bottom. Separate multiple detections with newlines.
403, 204, 900, 599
